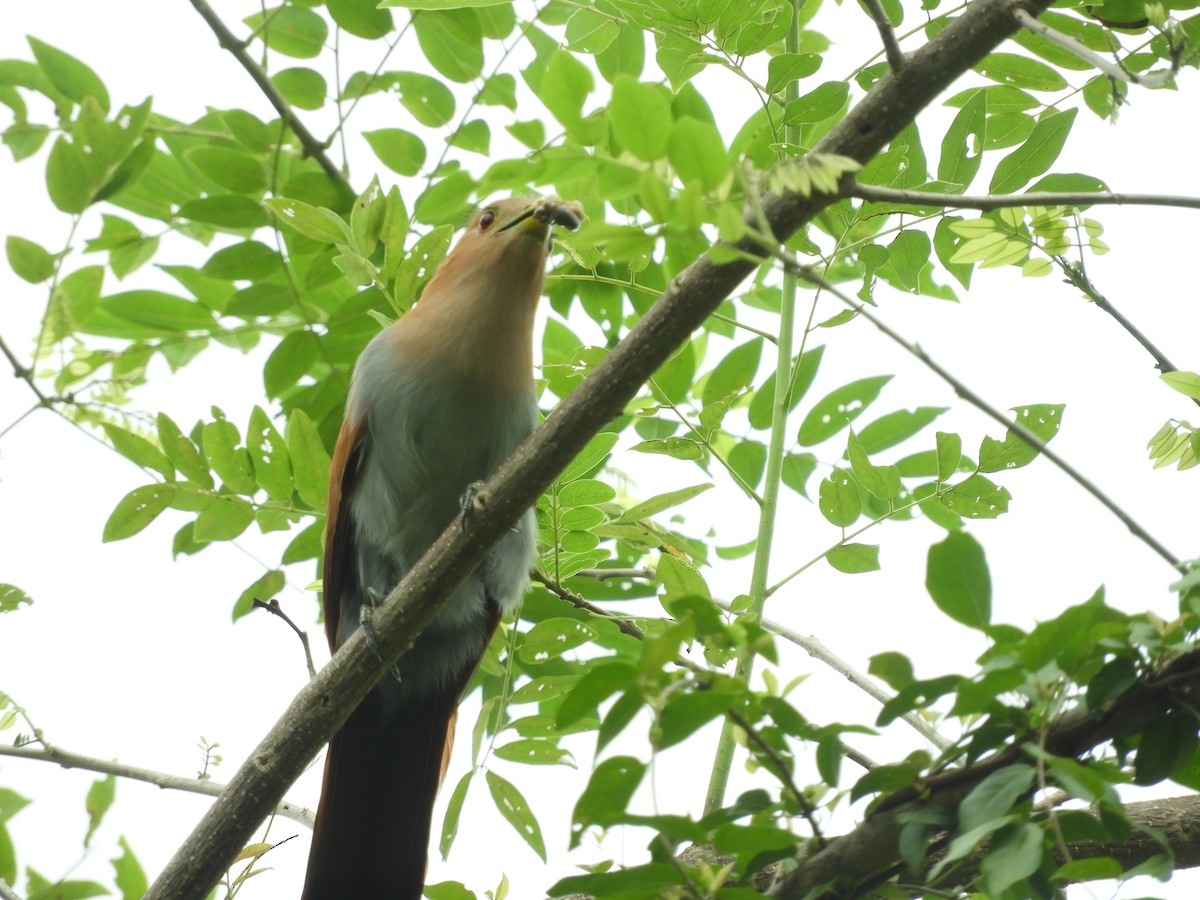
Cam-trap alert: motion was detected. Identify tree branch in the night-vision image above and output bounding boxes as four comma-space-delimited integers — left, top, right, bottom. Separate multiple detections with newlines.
849, 183, 1200, 212
858, 0, 906, 72
145, 1, 1058, 896
774, 646, 1200, 897
789, 265, 1185, 574
0, 740, 314, 827
185, 0, 350, 191
1013, 7, 1175, 87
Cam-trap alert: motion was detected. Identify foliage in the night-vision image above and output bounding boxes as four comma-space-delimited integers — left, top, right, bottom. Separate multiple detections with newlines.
2, 0, 1200, 897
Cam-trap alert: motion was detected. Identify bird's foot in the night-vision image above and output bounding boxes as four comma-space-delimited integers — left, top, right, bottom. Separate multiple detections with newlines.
360, 590, 403, 683
460, 481, 521, 533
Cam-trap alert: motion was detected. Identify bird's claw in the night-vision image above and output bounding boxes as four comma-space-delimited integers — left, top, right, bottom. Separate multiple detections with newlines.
460, 480, 521, 533
360, 590, 403, 683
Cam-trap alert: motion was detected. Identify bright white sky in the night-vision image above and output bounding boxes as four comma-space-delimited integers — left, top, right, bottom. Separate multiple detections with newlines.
1, 2, 1199, 899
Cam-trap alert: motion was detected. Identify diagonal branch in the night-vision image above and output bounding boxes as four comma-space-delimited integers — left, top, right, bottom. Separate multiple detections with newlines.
773, 646, 1200, 898
185, 0, 350, 192
789, 265, 1185, 573
144, 1, 1058, 896
848, 183, 1200, 212
0, 740, 314, 827
858, 0, 906, 72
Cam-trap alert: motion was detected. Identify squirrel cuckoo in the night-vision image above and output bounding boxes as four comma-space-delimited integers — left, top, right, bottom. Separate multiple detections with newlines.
302, 196, 583, 899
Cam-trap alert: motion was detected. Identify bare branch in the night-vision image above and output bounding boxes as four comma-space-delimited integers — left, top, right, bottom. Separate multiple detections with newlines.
858, 0, 906, 72
849, 183, 1200, 212
0, 879, 22, 900
253, 598, 317, 679
0, 740, 314, 828
787, 264, 1185, 574
185, 0, 350, 191
0, 333, 52, 408
1014, 7, 1175, 87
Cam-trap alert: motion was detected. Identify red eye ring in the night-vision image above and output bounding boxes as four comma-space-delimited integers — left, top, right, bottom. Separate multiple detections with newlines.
479, 210, 496, 231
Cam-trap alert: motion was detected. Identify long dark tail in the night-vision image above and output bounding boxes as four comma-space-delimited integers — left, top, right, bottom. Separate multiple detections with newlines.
301, 686, 458, 900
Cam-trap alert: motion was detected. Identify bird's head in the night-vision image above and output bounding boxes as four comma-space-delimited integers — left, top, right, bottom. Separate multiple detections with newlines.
462, 195, 584, 253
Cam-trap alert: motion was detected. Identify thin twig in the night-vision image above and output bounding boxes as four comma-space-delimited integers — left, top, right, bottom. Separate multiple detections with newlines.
253, 598, 317, 679
532, 570, 648, 643
712, 598, 956, 754
725, 708, 827, 849
185, 0, 350, 191
849, 183, 1200, 212
0, 334, 52, 407
0, 741, 314, 828
858, 0, 906, 71
0, 878, 22, 900
1013, 8, 1175, 87
785, 261, 1185, 574
576, 567, 656, 581
1056, 259, 1200, 409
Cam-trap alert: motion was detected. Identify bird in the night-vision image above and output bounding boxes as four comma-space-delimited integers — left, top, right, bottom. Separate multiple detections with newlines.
301, 195, 583, 900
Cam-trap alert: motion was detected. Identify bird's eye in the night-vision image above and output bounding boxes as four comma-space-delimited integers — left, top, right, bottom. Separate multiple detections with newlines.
479, 210, 496, 231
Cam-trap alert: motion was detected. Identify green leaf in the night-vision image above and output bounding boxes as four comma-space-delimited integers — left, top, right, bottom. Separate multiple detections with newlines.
111, 836, 148, 900
783, 81, 848, 125
28, 37, 110, 111
519, 618, 597, 664
1161, 371, 1200, 401
926, 530, 991, 628
414, 9, 484, 83
45, 135, 92, 212
885, 229, 930, 291
571, 756, 644, 847
990, 109, 1077, 194
976, 52, 1068, 91
619, 483, 712, 522
103, 424, 173, 480
939, 89, 986, 187
363, 128, 426, 176
532, 49, 593, 130
101, 290, 216, 332
382, 0, 510, 6
6, 235, 56, 283
494, 739, 575, 767
243, 6, 328, 58
177, 195, 270, 229
858, 407, 947, 454
657, 689, 736, 750
393, 71, 456, 126
202, 241, 281, 281
84, 774, 115, 847
668, 117, 728, 191
559, 433, 618, 483
0, 584, 33, 613
413, 170, 475, 225
233, 569, 285, 619
203, 418, 257, 494
565, 7, 619, 54
702, 338, 762, 406
449, 119, 489, 155
940, 473, 1011, 519
287, 409, 331, 510
103, 484, 176, 541
185, 147, 267, 193
983, 823, 1044, 895
326, 0, 393, 38
193, 499, 255, 542
847, 429, 901, 501
271, 67, 327, 110
157, 413, 213, 487
979, 404, 1064, 472
818, 468, 860, 527
656, 555, 711, 602
936, 431, 962, 482
798, 375, 892, 446
266, 197, 349, 243
246, 407, 293, 501
827, 543, 880, 574
1135, 710, 1199, 785
766, 52, 822, 94
611, 75, 671, 161
557, 662, 637, 729
439, 771, 473, 859
485, 770, 545, 860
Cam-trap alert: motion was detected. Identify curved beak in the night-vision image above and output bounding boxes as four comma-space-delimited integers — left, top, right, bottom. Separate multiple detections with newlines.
500, 196, 584, 235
